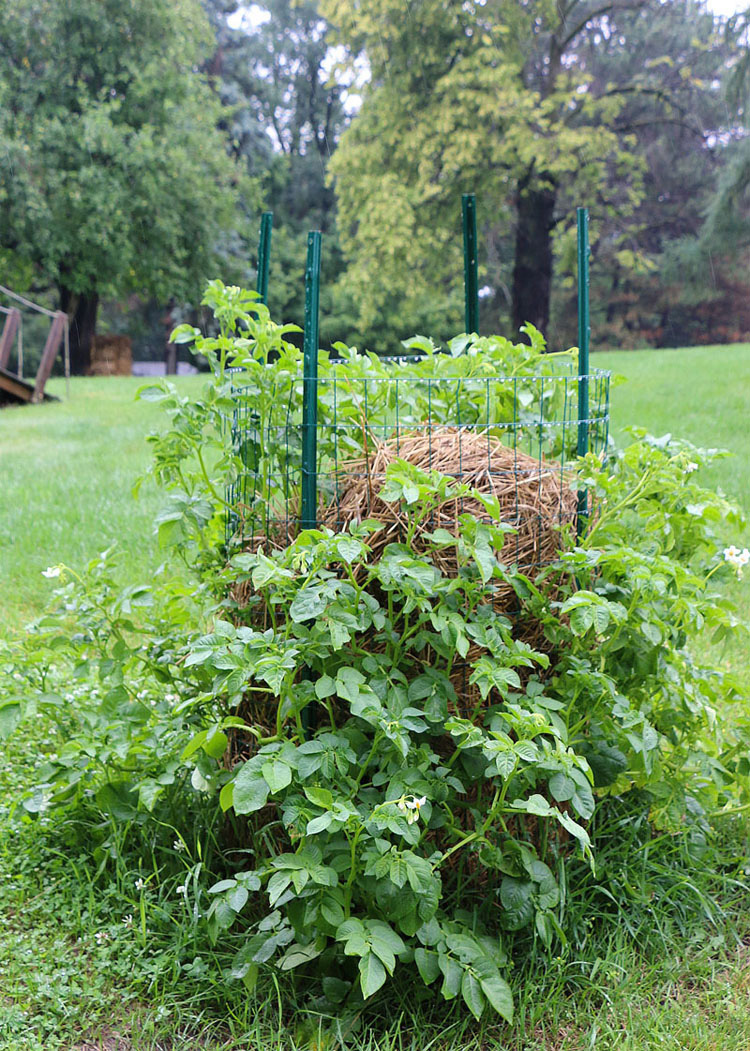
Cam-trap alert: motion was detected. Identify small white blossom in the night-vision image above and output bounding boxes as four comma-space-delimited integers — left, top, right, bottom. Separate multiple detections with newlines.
173, 839, 185, 852
398, 795, 428, 824
684, 461, 699, 474
724, 546, 750, 578
134, 878, 145, 891
94, 931, 110, 945
42, 566, 61, 579
176, 885, 186, 895
123, 915, 134, 929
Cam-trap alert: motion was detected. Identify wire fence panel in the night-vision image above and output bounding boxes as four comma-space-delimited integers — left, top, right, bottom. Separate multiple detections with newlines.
226, 349, 610, 580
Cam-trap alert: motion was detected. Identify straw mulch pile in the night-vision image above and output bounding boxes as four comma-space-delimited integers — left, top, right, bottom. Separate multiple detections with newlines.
320, 427, 577, 576
230, 427, 577, 731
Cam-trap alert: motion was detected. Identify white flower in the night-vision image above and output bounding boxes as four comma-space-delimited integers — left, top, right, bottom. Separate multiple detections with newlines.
724, 546, 750, 577
684, 461, 699, 474
176, 885, 186, 895
399, 795, 428, 824
42, 566, 61, 578
123, 915, 134, 929
173, 839, 185, 852
134, 878, 145, 891
94, 931, 110, 945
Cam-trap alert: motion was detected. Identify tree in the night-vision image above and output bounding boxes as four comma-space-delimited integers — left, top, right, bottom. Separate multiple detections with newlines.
552, 1, 743, 347
201, 0, 351, 344
681, 10, 750, 260
0, 0, 244, 372
322, 0, 736, 345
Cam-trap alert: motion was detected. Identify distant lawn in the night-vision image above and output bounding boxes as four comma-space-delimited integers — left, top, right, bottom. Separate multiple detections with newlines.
2, 345, 749, 632
595, 342, 750, 510
0, 375, 201, 630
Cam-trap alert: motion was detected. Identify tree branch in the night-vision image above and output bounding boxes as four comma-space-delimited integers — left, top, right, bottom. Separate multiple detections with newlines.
558, 0, 647, 51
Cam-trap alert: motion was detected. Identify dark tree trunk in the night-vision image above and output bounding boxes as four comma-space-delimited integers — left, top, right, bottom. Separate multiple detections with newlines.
163, 300, 177, 374
164, 342, 178, 375
60, 289, 99, 374
511, 174, 557, 337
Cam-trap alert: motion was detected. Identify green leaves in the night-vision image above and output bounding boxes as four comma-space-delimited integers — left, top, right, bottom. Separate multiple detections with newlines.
262, 760, 292, 794
10, 286, 749, 1034
358, 952, 387, 998
336, 918, 405, 998
232, 765, 270, 815
0, 699, 24, 740
473, 959, 514, 1022
560, 592, 626, 637
289, 586, 329, 623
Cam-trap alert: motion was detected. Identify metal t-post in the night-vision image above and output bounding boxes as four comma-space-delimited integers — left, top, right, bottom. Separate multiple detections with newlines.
462, 193, 479, 334
257, 212, 273, 305
576, 206, 590, 538
301, 231, 322, 737
301, 230, 321, 532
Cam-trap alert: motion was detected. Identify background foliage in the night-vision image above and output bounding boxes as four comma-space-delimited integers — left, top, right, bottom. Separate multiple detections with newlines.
0, 0, 249, 370
2, 0, 750, 366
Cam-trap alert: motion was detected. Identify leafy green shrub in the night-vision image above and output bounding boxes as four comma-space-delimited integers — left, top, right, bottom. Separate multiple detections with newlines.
3, 281, 749, 1024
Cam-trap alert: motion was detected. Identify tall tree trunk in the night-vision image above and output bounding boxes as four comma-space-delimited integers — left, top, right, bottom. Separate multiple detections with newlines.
511, 174, 557, 337
59, 289, 99, 374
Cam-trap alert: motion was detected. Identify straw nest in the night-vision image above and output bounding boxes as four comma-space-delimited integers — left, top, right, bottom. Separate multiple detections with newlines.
319, 427, 577, 576
230, 427, 577, 728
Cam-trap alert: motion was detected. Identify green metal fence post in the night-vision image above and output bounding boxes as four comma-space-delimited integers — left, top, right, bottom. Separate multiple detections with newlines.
462, 193, 479, 334
257, 211, 273, 306
301, 231, 321, 532
576, 206, 590, 538
301, 231, 322, 737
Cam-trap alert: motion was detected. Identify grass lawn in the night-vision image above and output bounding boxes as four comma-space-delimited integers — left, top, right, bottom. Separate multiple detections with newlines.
0, 375, 201, 629
1, 348, 750, 1050
598, 342, 750, 510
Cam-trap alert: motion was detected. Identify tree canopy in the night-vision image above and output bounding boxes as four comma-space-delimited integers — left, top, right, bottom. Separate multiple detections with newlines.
0, 0, 245, 370
1, 0, 749, 362
322, 0, 743, 348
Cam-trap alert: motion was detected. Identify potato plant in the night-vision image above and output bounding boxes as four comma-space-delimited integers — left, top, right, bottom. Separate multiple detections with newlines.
3, 281, 749, 1023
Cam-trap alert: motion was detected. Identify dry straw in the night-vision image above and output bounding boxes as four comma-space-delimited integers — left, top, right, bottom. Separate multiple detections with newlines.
231, 426, 578, 750
321, 426, 578, 575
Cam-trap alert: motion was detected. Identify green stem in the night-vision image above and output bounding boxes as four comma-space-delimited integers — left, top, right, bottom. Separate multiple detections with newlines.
192, 441, 234, 511
709, 802, 750, 818
353, 733, 383, 792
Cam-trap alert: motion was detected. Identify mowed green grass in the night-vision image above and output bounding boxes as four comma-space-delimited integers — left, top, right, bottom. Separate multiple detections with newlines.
597, 343, 750, 664
597, 342, 750, 511
0, 375, 202, 630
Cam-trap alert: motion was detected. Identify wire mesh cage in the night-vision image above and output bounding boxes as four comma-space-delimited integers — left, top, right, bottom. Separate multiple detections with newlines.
225, 350, 611, 580
222, 203, 610, 733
